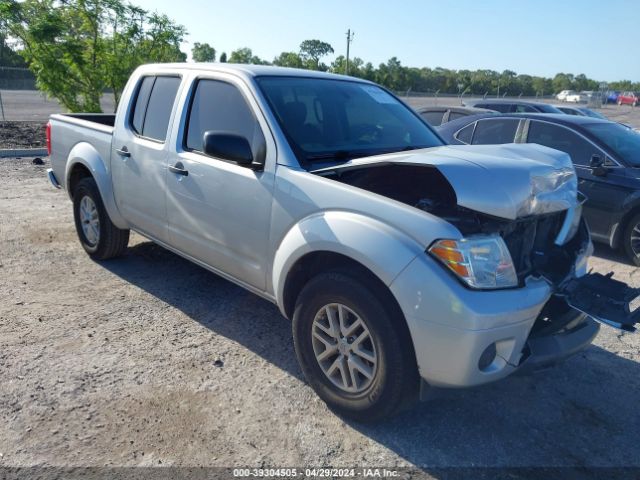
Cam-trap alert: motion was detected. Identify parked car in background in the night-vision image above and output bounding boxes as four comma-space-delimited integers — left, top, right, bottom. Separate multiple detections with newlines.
463, 99, 563, 113
617, 92, 639, 106
416, 106, 493, 126
437, 112, 640, 265
606, 91, 620, 104
553, 105, 607, 119
556, 90, 576, 101
565, 91, 588, 103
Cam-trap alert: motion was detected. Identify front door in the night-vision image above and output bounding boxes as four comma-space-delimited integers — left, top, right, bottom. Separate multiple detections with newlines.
165, 76, 275, 290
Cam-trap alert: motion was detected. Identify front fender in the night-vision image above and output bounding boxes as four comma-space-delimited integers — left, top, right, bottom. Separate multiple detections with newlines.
271, 210, 424, 315
65, 142, 128, 229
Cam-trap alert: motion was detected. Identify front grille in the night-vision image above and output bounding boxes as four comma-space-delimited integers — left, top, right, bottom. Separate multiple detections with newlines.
502, 211, 568, 282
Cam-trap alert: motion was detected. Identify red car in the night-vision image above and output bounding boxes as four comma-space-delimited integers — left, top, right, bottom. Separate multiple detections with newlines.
617, 91, 640, 106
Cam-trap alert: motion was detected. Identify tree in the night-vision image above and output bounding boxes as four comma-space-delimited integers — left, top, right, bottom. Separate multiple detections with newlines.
0, 0, 187, 112
299, 39, 333, 70
191, 42, 215, 62
228, 47, 267, 65
273, 51, 304, 69
0, 33, 27, 67
219, 52, 227, 62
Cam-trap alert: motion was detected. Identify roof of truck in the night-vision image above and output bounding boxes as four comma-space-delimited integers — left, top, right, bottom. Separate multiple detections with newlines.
137, 63, 370, 83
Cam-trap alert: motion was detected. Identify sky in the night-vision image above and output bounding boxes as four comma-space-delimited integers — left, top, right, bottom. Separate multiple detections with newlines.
133, 0, 639, 82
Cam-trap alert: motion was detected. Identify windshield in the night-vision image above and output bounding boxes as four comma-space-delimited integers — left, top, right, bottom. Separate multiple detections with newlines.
255, 76, 443, 165
584, 122, 640, 166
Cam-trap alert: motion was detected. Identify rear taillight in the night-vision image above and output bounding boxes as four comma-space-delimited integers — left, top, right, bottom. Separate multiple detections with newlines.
45, 122, 52, 156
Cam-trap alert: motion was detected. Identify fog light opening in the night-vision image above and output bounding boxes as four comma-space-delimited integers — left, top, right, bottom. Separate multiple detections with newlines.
478, 343, 498, 372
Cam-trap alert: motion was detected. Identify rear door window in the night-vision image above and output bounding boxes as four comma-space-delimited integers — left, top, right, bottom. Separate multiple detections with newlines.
455, 123, 475, 144
129, 75, 181, 142
141, 77, 181, 141
448, 111, 468, 121
419, 110, 446, 126
526, 121, 600, 166
471, 118, 520, 144
131, 76, 155, 135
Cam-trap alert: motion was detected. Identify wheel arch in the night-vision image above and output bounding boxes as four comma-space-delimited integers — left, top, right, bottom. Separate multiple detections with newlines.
272, 211, 423, 320
611, 201, 640, 249
65, 142, 128, 229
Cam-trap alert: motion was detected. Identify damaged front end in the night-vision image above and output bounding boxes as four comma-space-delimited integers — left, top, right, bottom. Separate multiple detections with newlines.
315, 144, 640, 335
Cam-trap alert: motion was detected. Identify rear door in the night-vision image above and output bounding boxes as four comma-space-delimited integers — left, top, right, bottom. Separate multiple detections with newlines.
111, 75, 182, 242
165, 75, 275, 290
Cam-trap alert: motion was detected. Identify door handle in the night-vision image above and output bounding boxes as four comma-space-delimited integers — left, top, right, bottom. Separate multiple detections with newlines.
115, 146, 130, 158
169, 162, 188, 176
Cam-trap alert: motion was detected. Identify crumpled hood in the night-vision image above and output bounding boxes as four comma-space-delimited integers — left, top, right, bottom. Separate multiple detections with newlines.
313, 143, 577, 220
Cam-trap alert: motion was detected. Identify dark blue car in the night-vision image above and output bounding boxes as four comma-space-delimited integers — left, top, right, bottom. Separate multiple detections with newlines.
437, 113, 640, 264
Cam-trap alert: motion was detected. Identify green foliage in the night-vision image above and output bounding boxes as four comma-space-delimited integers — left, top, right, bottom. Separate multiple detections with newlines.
228, 47, 268, 65
219, 51, 227, 63
192, 42, 215, 62
273, 51, 303, 68
0, 0, 186, 112
299, 39, 333, 70
0, 34, 27, 66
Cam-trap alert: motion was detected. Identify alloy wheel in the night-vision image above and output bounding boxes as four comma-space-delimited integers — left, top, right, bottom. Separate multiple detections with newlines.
79, 195, 100, 246
311, 303, 378, 394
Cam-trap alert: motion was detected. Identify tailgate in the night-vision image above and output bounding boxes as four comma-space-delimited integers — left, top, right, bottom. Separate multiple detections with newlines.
560, 272, 640, 332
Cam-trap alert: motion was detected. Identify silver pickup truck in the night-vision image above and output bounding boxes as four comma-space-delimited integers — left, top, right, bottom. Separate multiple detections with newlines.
47, 64, 639, 421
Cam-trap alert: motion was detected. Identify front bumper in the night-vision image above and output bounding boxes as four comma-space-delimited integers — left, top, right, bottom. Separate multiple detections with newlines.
390, 253, 610, 388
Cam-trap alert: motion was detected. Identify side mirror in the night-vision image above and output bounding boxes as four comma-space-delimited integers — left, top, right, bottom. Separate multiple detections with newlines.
589, 154, 608, 177
203, 131, 258, 168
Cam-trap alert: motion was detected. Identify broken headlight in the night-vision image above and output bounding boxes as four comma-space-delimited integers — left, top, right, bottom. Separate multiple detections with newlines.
429, 235, 518, 289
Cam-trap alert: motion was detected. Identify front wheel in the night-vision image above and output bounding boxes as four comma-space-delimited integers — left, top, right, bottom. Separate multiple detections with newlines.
622, 213, 640, 266
73, 177, 129, 260
292, 271, 418, 422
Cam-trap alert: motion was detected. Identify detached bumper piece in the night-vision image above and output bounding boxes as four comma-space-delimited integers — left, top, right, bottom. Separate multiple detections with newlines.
561, 272, 640, 332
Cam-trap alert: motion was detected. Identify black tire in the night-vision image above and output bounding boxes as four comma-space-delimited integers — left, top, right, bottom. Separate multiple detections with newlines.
292, 271, 418, 422
622, 213, 640, 266
73, 177, 129, 260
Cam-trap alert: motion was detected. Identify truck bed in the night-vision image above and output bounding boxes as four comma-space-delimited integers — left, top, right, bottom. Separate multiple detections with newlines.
48, 113, 115, 191
60, 113, 116, 127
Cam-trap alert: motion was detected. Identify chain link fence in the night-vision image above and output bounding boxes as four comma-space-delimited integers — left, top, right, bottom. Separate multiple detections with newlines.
0, 67, 36, 90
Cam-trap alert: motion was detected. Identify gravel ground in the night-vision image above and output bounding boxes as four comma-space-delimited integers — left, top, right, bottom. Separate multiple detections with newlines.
0, 156, 639, 477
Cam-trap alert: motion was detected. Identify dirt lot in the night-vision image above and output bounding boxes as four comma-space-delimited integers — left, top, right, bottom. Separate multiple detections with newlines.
0, 122, 46, 149
1, 150, 639, 477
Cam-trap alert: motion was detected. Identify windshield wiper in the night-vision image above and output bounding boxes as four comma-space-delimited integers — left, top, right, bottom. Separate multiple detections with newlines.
306, 150, 366, 162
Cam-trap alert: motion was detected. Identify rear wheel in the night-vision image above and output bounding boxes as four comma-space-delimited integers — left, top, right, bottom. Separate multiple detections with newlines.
73, 177, 129, 260
292, 271, 418, 422
622, 213, 640, 266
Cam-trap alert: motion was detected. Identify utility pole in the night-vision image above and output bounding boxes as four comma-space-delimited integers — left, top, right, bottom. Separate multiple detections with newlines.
345, 29, 354, 75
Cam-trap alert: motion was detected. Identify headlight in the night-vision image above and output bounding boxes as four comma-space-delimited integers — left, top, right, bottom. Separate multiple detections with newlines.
429, 235, 518, 289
